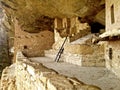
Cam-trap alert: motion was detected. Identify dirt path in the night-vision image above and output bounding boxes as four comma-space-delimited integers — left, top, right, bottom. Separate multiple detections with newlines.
30, 57, 120, 90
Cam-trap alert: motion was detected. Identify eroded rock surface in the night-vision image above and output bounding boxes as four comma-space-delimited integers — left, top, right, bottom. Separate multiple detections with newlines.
0, 0, 105, 33
0, 52, 101, 90
0, 4, 10, 77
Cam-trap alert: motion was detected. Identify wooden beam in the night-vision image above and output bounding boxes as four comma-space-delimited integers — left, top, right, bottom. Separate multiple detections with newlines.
93, 35, 120, 44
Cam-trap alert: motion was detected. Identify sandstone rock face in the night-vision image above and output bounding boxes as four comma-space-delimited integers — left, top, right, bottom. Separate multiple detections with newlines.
0, 4, 10, 77
0, 64, 16, 90
104, 0, 120, 78
0, 51, 101, 90
1, 0, 105, 33
0, 0, 105, 64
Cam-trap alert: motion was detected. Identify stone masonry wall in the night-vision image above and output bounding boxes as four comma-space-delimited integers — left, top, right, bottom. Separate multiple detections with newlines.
0, 51, 101, 90
14, 19, 54, 58
54, 17, 90, 42
52, 25, 105, 67
105, 0, 120, 77
64, 44, 105, 67
53, 17, 90, 50
105, 40, 120, 77
106, 0, 120, 31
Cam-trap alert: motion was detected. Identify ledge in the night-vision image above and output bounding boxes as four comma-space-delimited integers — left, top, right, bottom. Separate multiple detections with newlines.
99, 29, 120, 38
93, 30, 120, 43
0, 51, 101, 90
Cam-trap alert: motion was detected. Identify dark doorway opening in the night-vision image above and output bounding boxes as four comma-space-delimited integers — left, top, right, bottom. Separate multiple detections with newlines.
90, 22, 105, 33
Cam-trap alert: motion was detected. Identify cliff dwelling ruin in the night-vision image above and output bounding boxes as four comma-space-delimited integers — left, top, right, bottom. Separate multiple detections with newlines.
0, 0, 120, 90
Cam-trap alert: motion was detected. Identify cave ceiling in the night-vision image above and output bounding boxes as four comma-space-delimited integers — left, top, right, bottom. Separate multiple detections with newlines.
0, 0, 105, 33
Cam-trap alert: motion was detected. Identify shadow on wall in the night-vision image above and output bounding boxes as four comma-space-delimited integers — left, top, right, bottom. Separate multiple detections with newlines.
0, 10, 11, 77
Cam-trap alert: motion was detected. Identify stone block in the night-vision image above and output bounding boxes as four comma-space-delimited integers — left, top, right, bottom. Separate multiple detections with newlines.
0, 52, 101, 90
65, 44, 94, 55
27, 65, 35, 76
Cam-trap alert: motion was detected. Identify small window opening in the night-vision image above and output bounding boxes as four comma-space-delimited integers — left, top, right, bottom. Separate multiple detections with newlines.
41, 35, 44, 37
111, 5, 115, 24
24, 45, 28, 49
109, 48, 112, 60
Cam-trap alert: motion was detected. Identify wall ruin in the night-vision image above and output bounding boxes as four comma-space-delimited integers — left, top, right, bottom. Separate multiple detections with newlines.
51, 17, 105, 67
14, 19, 54, 58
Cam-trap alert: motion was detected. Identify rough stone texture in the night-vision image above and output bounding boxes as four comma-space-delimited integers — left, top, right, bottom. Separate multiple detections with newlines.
52, 26, 105, 67
52, 29, 68, 50
63, 53, 105, 67
64, 40, 105, 67
53, 17, 90, 50
0, 64, 16, 90
69, 17, 91, 42
0, 0, 105, 33
105, 41, 120, 78
104, 0, 120, 78
0, 4, 10, 77
30, 57, 120, 90
54, 17, 91, 40
0, 51, 101, 90
14, 19, 54, 58
106, 0, 120, 31
95, 9, 105, 25
64, 44, 94, 55
48, 44, 105, 67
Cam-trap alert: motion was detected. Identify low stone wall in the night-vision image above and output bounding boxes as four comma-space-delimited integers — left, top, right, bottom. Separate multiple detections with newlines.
0, 52, 101, 90
14, 19, 54, 57
64, 53, 105, 67
63, 44, 105, 67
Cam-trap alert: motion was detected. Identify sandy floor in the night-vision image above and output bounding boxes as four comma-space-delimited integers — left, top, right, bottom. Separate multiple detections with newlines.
30, 57, 120, 90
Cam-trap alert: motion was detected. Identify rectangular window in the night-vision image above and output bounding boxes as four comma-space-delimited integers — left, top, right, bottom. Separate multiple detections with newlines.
111, 5, 115, 24
109, 48, 113, 60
